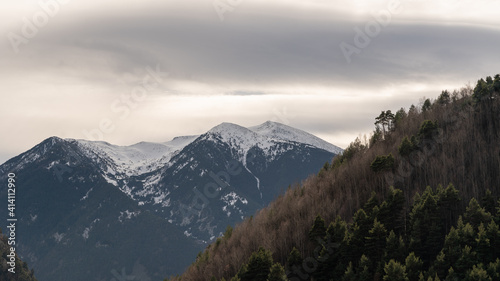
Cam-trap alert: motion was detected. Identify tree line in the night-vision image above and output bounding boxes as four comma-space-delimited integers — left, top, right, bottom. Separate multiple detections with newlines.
168, 74, 500, 281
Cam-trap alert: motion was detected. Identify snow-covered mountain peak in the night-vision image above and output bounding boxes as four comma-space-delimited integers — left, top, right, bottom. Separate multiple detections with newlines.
71, 136, 198, 178
249, 121, 343, 154
207, 122, 253, 136
166, 135, 200, 147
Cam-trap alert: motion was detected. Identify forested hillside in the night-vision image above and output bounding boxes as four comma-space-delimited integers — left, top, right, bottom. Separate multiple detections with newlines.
0, 228, 38, 281
168, 74, 500, 281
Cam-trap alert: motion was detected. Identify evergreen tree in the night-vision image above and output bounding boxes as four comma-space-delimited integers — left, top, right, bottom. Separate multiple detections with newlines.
422, 99, 432, 112
286, 247, 302, 270
342, 262, 356, 281
239, 247, 274, 281
464, 198, 491, 229
358, 255, 372, 281
376, 111, 388, 137
437, 90, 451, 105
409, 186, 443, 263
405, 253, 423, 281
481, 190, 496, 216
371, 154, 395, 172
394, 108, 408, 129
465, 264, 491, 281
385, 231, 406, 263
286, 247, 303, 280
316, 216, 347, 279
383, 260, 409, 281
418, 120, 438, 139
475, 223, 491, 263
309, 215, 327, 243
380, 187, 405, 234
267, 263, 287, 281
485, 221, 500, 264
366, 219, 387, 263
364, 192, 380, 220
349, 209, 372, 262
445, 267, 458, 281
399, 136, 417, 157
442, 227, 461, 270
486, 259, 500, 281
455, 246, 477, 277
437, 184, 460, 234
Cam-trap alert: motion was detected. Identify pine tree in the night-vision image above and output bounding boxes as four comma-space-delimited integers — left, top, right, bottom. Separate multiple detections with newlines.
349, 209, 372, 262
309, 215, 327, 243
267, 263, 287, 281
445, 267, 458, 281
399, 136, 417, 157
286, 247, 303, 281
464, 198, 491, 229
418, 120, 438, 139
442, 227, 461, 270
316, 216, 347, 280
239, 247, 274, 281
381, 187, 406, 234
286, 247, 302, 270
342, 262, 356, 281
437, 184, 460, 234
475, 223, 491, 263
422, 99, 432, 112
465, 264, 491, 281
366, 219, 387, 263
405, 253, 423, 281
485, 221, 500, 264
481, 190, 496, 216
364, 192, 380, 220
358, 255, 372, 281
383, 260, 409, 281
486, 259, 499, 280
385, 231, 406, 263
455, 246, 477, 276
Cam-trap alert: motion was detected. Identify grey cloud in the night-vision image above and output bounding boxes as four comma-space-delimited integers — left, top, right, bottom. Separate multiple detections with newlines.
17, 4, 499, 94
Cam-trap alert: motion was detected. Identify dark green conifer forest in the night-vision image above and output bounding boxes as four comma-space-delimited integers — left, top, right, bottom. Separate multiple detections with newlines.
168, 74, 500, 281
0, 228, 38, 281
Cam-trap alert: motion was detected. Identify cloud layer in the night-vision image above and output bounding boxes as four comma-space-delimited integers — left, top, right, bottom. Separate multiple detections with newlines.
1, 0, 499, 163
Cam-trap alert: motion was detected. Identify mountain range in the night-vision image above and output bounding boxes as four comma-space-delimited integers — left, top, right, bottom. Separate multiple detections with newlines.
0, 121, 342, 281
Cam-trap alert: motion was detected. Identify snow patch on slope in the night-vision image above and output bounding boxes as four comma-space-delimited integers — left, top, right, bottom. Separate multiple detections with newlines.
71, 135, 198, 178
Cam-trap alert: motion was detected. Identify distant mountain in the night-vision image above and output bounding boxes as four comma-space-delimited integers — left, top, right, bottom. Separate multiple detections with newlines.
0, 121, 341, 281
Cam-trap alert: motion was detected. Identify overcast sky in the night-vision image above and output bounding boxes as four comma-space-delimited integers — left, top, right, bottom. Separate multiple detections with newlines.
1, 0, 499, 164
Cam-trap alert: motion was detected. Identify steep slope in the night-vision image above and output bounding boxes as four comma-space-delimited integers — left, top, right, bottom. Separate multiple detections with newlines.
0, 138, 199, 281
172, 75, 500, 281
160, 123, 337, 241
